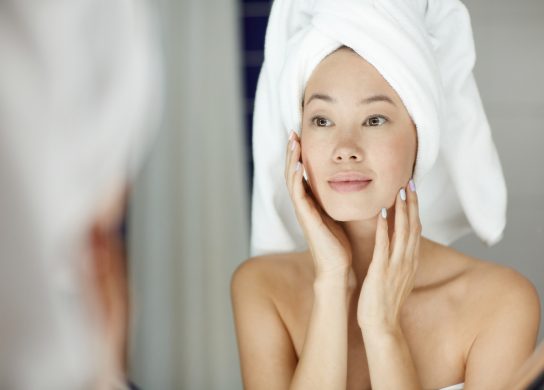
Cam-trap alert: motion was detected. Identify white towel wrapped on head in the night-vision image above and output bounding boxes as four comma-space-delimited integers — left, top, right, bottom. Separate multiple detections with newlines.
251, 0, 507, 256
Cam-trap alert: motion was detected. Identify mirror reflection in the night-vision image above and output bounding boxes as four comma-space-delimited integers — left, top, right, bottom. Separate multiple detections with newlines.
0, 0, 542, 389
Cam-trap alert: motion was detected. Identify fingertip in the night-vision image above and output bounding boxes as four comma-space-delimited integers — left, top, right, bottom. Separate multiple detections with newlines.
289, 130, 295, 141
292, 161, 307, 203
406, 179, 420, 210
293, 161, 304, 190
378, 207, 389, 236
374, 207, 390, 257
409, 179, 416, 192
399, 187, 407, 202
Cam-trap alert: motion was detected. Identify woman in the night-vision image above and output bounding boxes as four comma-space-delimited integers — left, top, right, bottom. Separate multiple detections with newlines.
232, 1, 541, 389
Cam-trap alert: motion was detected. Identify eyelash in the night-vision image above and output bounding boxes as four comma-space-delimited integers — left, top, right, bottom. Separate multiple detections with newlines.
311, 115, 389, 127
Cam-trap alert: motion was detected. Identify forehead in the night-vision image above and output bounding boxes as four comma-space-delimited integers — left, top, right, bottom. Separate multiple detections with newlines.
303, 48, 400, 102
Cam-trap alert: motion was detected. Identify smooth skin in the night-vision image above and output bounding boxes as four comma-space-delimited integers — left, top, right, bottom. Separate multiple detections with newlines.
231, 47, 541, 389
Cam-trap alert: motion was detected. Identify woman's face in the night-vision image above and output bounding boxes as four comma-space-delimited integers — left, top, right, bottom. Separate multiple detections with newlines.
300, 47, 417, 221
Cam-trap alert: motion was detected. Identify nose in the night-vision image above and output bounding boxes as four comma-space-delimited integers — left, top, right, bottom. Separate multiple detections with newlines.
333, 134, 364, 162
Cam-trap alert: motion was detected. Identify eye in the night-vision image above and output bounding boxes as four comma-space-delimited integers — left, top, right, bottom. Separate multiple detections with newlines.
311, 116, 333, 127
364, 115, 388, 127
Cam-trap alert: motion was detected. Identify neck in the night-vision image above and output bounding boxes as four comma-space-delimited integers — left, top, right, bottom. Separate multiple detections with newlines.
341, 207, 397, 288
342, 207, 433, 292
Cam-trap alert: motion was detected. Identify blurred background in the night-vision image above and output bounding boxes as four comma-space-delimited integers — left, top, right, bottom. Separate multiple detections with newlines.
126, 0, 544, 388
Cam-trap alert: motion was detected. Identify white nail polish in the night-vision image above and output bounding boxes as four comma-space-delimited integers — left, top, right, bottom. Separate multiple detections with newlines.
295, 161, 301, 172
400, 188, 406, 201
381, 207, 387, 219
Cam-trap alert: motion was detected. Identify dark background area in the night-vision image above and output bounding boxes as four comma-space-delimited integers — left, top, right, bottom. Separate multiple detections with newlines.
240, 0, 272, 192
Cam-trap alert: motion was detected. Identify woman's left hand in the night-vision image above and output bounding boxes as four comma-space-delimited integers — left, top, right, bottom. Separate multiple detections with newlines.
357, 180, 421, 334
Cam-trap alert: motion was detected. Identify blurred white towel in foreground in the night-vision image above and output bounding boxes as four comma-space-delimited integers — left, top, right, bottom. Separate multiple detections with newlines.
251, 0, 507, 256
0, 1, 161, 389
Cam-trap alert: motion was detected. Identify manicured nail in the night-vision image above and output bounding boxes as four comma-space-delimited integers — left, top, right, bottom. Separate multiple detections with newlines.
409, 179, 416, 192
289, 130, 295, 141
295, 161, 301, 172
400, 188, 406, 201
381, 207, 387, 219
291, 139, 296, 151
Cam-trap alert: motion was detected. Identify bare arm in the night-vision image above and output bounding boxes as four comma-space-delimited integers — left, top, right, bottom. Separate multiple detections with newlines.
290, 273, 354, 389
362, 326, 421, 390
465, 268, 541, 389
231, 258, 298, 389
231, 259, 355, 390
502, 337, 544, 390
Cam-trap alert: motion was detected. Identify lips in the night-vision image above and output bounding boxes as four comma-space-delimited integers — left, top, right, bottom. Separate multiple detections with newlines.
328, 171, 372, 193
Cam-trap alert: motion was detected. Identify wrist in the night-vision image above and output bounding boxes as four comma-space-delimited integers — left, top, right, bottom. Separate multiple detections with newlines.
361, 323, 403, 342
314, 269, 354, 293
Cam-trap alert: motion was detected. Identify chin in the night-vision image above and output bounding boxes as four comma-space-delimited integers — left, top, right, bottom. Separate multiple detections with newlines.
322, 202, 381, 222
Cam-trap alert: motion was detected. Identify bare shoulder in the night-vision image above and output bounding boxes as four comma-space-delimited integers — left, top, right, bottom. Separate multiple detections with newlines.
231, 251, 313, 300
424, 239, 539, 307
419, 240, 541, 382
462, 251, 540, 315
430, 245, 542, 386
469, 256, 540, 341
230, 251, 312, 388
425, 240, 540, 335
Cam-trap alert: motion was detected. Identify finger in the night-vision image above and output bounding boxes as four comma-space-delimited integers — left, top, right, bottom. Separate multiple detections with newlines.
291, 161, 317, 218
284, 130, 297, 194
301, 175, 325, 214
405, 179, 422, 268
371, 207, 390, 271
412, 234, 421, 276
288, 136, 301, 195
284, 131, 296, 179
287, 136, 329, 229
300, 169, 341, 234
390, 187, 409, 266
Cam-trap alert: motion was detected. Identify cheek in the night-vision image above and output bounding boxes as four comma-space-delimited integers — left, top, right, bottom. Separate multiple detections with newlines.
376, 133, 416, 187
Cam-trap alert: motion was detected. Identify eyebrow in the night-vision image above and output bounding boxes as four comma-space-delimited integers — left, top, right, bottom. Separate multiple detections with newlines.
303, 93, 396, 107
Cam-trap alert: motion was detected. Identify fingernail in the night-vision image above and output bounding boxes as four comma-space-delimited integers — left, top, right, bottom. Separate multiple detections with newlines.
380, 207, 387, 219
289, 130, 295, 141
400, 188, 406, 201
291, 139, 296, 151
409, 179, 416, 192
295, 161, 301, 172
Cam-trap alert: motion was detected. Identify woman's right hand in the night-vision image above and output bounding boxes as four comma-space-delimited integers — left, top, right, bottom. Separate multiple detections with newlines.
285, 130, 353, 281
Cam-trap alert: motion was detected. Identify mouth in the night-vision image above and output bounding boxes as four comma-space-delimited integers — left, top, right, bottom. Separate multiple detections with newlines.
328, 179, 372, 193
327, 172, 373, 193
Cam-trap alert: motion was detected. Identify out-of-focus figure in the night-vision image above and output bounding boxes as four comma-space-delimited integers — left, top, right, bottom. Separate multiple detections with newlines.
0, 1, 161, 389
